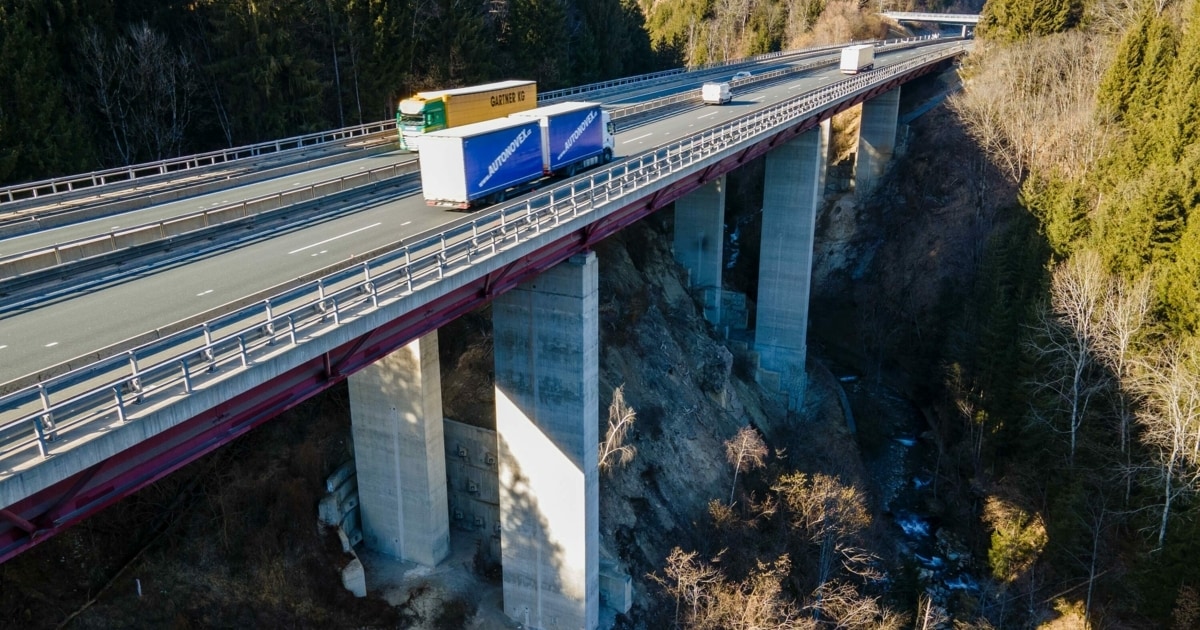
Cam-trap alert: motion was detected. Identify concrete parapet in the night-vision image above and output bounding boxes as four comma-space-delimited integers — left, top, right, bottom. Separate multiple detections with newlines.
66, 237, 116, 263
113, 225, 164, 250
162, 213, 209, 237
494, 252, 600, 630
206, 205, 246, 224
349, 331, 450, 567
0, 250, 60, 280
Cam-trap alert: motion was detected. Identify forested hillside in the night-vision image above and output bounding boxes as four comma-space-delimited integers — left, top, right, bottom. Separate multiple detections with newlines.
0, 0, 658, 185
945, 0, 1200, 624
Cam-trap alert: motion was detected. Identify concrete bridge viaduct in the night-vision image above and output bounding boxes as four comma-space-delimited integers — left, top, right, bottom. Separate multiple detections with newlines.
0, 41, 969, 629
344, 53, 940, 628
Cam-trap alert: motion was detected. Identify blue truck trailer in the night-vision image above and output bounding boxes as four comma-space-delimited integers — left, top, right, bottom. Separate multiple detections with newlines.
419, 101, 615, 209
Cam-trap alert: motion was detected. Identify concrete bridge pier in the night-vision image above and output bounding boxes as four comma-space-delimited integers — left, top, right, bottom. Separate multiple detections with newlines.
493, 252, 600, 630
854, 87, 901, 195
348, 331, 450, 566
961, 24, 968, 37
673, 175, 727, 324
755, 120, 829, 411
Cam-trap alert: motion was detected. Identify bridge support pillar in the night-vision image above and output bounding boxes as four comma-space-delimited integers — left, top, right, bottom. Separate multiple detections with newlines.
673, 174, 726, 324
855, 87, 901, 195
348, 332, 450, 566
756, 120, 828, 411
493, 252, 599, 630
962, 24, 968, 37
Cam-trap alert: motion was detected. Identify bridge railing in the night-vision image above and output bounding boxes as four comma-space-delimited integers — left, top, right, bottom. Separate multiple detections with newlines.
537, 40, 867, 104
0, 161, 422, 281
0, 43, 969, 471
0, 120, 398, 206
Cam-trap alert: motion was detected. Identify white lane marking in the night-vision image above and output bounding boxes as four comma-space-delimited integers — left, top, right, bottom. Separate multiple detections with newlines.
0, 345, 7, 350
288, 223, 382, 255
697, 111, 719, 119
310, 249, 328, 257
750, 95, 766, 101
628, 132, 653, 142
401, 221, 412, 226
110, 226, 121, 231
293, 182, 302, 186
45, 342, 58, 348
197, 289, 213, 297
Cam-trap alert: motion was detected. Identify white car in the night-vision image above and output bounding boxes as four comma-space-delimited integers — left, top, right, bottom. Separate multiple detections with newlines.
733, 71, 752, 80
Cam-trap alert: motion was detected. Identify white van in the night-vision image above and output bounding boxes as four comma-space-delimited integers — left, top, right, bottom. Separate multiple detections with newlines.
702, 82, 732, 105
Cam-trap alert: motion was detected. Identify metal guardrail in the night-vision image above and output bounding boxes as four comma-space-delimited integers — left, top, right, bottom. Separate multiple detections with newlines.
540, 41, 871, 106
0, 120, 398, 206
0, 36, 946, 285
0, 161, 420, 280
0, 43, 968, 468
538, 68, 688, 102
0, 38, 911, 211
606, 35, 943, 119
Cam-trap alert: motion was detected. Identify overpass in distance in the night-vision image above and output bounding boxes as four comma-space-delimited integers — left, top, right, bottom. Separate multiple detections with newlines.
0, 35, 971, 628
881, 11, 980, 37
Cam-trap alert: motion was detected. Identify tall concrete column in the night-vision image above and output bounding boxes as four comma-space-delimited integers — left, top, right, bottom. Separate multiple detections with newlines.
348, 331, 450, 566
493, 252, 600, 630
673, 175, 726, 324
854, 87, 901, 195
755, 121, 829, 411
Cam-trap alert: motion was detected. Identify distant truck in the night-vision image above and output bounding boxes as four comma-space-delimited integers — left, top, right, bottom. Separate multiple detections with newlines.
840, 44, 875, 74
419, 101, 615, 209
396, 80, 537, 151
701, 82, 732, 105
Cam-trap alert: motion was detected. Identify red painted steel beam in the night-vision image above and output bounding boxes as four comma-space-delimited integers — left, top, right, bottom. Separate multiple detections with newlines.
0, 59, 952, 563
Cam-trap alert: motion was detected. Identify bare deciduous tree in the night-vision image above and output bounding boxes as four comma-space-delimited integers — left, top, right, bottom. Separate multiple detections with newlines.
1133, 339, 1200, 549
950, 31, 1113, 183
1026, 251, 1109, 467
80, 23, 196, 165
773, 472, 878, 599
599, 385, 637, 472
650, 547, 806, 629
726, 425, 769, 505
1094, 268, 1153, 502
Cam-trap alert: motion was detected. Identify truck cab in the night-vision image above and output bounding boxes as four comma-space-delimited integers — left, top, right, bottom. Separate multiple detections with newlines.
397, 97, 447, 151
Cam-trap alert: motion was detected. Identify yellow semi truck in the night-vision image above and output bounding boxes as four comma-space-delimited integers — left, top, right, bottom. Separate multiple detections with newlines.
396, 80, 537, 151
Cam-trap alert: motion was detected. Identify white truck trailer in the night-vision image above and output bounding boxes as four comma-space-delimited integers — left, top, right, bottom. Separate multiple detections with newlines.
419, 102, 614, 209
840, 44, 875, 74
701, 82, 732, 105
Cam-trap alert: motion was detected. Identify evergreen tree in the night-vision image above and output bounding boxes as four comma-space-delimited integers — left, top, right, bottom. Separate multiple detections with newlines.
1162, 211, 1200, 335
506, 0, 571, 87
0, 1, 94, 183
979, 0, 1083, 42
